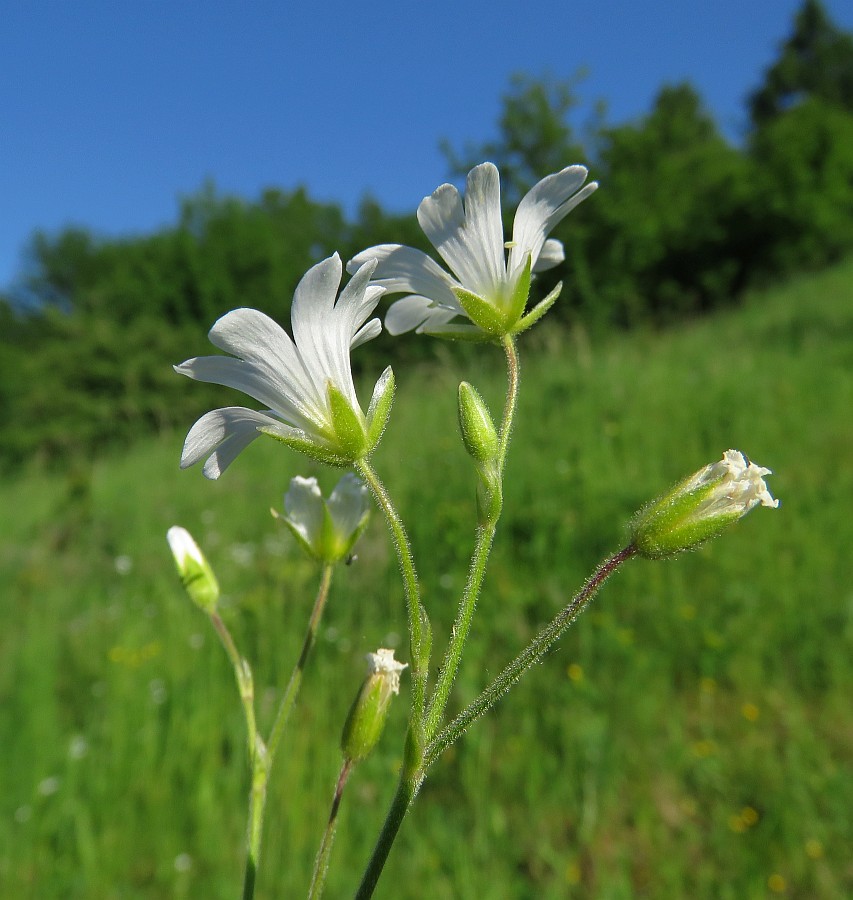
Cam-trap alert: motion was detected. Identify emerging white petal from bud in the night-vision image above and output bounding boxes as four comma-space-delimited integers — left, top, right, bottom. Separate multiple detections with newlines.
631, 450, 778, 559
167, 526, 220, 612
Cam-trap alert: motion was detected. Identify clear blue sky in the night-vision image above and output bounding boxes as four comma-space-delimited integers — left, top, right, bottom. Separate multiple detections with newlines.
2, 0, 852, 291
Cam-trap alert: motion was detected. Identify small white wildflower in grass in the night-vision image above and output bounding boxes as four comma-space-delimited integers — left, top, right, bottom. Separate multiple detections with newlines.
37, 776, 61, 797
68, 735, 89, 760
349, 162, 597, 339
114, 555, 133, 575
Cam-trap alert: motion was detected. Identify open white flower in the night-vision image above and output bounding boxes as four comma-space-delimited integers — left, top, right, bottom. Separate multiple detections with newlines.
273, 473, 370, 563
348, 162, 597, 339
175, 254, 395, 477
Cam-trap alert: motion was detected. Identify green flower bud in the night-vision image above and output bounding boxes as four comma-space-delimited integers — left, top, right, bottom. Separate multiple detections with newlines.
341, 649, 407, 763
273, 474, 370, 565
166, 526, 220, 613
631, 450, 779, 559
458, 382, 499, 464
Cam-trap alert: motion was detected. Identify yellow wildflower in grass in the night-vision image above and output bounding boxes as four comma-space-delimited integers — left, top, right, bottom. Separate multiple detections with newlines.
741, 702, 760, 722
804, 838, 824, 859
566, 663, 584, 683
767, 873, 787, 893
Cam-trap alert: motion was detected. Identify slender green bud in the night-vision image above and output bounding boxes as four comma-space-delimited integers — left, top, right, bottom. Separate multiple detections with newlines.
630, 450, 779, 559
166, 526, 220, 613
458, 382, 499, 464
340, 649, 407, 763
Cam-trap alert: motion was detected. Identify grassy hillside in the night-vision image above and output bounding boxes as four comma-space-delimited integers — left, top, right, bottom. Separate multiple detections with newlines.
1, 259, 851, 898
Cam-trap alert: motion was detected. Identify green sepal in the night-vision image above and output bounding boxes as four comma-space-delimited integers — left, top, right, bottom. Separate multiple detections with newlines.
458, 382, 499, 464
631, 479, 732, 559
273, 511, 317, 559
453, 286, 505, 335
341, 677, 388, 764
475, 461, 503, 526
327, 382, 368, 460
366, 366, 395, 452
512, 280, 563, 336
504, 253, 532, 326
424, 323, 497, 343
259, 427, 353, 468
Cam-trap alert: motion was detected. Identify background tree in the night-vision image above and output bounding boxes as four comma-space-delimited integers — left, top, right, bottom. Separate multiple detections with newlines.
748, 0, 853, 126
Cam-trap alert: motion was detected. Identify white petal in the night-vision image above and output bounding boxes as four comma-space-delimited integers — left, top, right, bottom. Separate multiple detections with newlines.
207, 308, 320, 414
509, 166, 595, 277
327, 473, 369, 540
349, 244, 460, 310
180, 407, 286, 479
417, 163, 505, 298
351, 317, 382, 349
532, 238, 565, 273
174, 356, 319, 433
284, 476, 324, 547
385, 295, 458, 335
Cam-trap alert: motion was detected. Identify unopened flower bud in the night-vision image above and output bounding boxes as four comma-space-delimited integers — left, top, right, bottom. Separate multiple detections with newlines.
458, 382, 499, 464
167, 526, 220, 613
630, 449, 779, 559
341, 649, 407, 763
273, 474, 369, 564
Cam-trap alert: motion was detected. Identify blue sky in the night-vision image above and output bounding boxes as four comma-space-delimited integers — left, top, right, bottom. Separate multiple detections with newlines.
2, 0, 852, 291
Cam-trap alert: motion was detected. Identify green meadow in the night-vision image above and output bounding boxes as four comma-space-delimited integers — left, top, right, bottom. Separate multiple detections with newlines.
1, 259, 851, 898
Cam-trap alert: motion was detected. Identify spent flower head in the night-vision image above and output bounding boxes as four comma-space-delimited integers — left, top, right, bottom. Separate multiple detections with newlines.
175, 253, 394, 476
273, 473, 370, 564
340, 649, 408, 763
348, 161, 597, 340
166, 526, 220, 613
631, 449, 779, 559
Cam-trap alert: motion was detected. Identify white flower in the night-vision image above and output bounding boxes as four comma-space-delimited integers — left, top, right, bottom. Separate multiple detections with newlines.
348, 162, 597, 339
274, 473, 370, 563
631, 449, 779, 559
175, 253, 395, 477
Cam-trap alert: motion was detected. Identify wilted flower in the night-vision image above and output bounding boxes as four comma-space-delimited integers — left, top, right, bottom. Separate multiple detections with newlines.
348, 162, 597, 339
631, 450, 779, 559
340, 649, 408, 763
166, 526, 220, 612
273, 473, 370, 564
175, 254, 395, 477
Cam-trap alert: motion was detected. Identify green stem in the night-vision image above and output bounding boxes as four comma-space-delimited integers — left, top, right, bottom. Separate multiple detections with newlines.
354, 772, 421, 900
425, 544, 637, 768
355, 458, 427, 724
210, 612, 266, 900
425, 334, 520, 738
308, 758, 354, 899
211, 564, 335, 900
267, 564, 334, 763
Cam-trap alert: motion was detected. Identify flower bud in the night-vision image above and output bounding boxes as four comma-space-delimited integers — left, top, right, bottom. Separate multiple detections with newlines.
273, 474, 369, 564
166, 526, 220, 613
340, 649, 407, 763
458, 382, 499, 464
630, 449, 779, 559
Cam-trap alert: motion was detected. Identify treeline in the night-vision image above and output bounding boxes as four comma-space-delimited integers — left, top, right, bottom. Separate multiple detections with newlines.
2, 0, 853, 469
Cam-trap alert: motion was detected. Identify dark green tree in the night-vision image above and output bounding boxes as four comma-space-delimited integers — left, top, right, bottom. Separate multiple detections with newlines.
749, 0, 853, 126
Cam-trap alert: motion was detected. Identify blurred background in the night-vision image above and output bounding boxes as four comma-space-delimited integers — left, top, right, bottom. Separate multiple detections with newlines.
1, 1, 851, 897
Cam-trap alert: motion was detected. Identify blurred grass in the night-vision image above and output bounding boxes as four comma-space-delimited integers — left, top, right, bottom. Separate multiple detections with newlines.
1, 259, 851, 898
